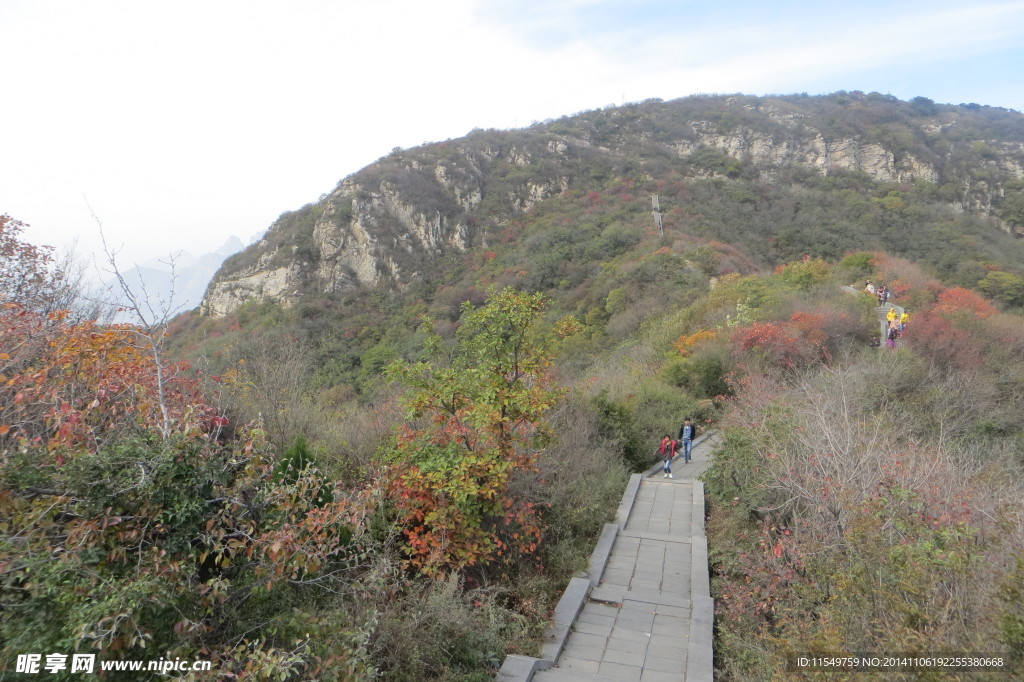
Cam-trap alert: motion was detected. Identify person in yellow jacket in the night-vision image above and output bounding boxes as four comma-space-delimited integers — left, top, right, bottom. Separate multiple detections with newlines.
886, 307, 897, 324
899, 311, 909, 330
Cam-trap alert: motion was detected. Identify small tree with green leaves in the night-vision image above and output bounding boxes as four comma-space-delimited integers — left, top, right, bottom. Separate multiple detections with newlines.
381, 288, 569, 577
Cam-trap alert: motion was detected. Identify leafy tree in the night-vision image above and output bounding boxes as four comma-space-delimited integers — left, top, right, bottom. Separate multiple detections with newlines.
729, 312, 832, 372
775, 256, 832, 289
1001, 189, 1024, 228
274, 435, 334, 505
0, 235, 374, 679
0, 214, 53, 309
604, 287, 628, 316
0, 308, 214, 456
910, 96, 938, 116
979, 270, 1024, 308
689, 245, 721, 277
381, 288, 566, 576
688, 146, 743, 177
0, 215, 96, 318
674, 355, 731, 399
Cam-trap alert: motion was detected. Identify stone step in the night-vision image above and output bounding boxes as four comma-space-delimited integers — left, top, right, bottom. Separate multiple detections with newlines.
496, 435, 718, 682
590, 584, 692, 609
532, 669, 599, 681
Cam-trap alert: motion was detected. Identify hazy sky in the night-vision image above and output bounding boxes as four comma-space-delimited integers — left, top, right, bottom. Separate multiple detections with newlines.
4, 0, 1024, 267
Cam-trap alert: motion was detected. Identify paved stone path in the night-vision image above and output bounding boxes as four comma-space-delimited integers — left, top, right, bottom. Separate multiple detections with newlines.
840, 285, 905, 343
532, 436, 717, 681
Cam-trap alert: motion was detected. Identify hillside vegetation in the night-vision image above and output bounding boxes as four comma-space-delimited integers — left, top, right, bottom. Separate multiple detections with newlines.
183, 93, 1024, 408
697, 253, 1024, 679
3, 92, 1024, 680
202, 92, 1024, 319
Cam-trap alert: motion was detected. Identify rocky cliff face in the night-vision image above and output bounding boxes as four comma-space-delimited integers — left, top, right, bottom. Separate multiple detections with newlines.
678, 125, 940, 184
201, 141, 565, 316
201, 94, 1024, 317
201, 176, 475, 317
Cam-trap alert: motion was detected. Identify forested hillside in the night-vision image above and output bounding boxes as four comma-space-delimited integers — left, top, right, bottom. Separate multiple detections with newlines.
696, 254, 1024, 679
179, 93, 1024, 409
3, 92, 1024, 680
200, 92, 1024, 318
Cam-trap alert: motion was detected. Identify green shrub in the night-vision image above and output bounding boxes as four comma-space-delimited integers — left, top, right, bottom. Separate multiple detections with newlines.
664, 355, 731, 399
591, 391, 648, 471
776, 257, 832, 289
372, 575, 533, 681
628, 381, 701, 448
999, 555, 1024, 670
274, 435, 334, 506
702, 427, 771, 508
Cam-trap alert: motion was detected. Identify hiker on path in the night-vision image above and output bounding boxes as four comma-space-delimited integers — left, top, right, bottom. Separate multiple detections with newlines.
886, 323, 898, 348
677, 418, 698, 464
899, 311, 909, 330
658, 435, 676, 478
886, 307, 897, 324
864, 280, 876, 295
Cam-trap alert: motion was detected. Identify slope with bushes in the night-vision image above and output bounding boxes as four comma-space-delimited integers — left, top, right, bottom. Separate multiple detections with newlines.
698, 253, 1024, 679
202, 92, 1024, 323
2, 218, 644, 680
9, 92, 1024, 681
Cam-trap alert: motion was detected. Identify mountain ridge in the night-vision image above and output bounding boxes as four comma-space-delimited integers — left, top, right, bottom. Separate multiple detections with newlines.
201, 92, 1024, 317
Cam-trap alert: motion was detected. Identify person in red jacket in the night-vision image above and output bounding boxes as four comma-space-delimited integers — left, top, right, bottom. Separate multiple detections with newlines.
659, 435, 676, 478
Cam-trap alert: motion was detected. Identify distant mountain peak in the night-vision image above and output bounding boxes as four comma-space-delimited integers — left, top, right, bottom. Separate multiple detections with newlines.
113, 237, 248, 314
215, 236, 245, 256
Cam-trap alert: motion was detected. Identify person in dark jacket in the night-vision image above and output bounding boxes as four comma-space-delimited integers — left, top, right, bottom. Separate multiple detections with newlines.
677, 418, 697, 463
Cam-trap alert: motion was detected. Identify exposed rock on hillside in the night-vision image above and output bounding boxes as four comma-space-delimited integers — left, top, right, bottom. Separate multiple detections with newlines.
202, 93, 1024, 317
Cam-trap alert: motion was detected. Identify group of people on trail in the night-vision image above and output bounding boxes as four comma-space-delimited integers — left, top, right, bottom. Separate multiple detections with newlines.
864, 281, 910, 349
864, 280, 891, 306
657, 418, 698, 478
885, 306, 910, 347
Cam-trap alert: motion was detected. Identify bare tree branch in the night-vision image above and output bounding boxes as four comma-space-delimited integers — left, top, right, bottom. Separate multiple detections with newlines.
87, 202, 184, 440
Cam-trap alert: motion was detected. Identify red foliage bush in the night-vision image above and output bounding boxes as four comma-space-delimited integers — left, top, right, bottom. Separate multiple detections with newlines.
730, 315, 832, 371
787, 311, 829, 347
933, 287, 997, 319
0, 306, 219, 455
903, 311, 983, 369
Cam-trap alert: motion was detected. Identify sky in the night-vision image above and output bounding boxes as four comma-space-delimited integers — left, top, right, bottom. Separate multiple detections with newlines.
4, 0, 1024, 270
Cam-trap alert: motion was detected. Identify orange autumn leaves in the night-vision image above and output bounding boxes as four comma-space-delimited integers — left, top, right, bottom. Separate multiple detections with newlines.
381, 288, 563, 577
0, 305, 216, 456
